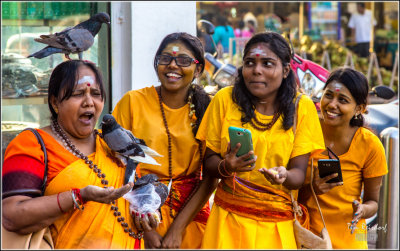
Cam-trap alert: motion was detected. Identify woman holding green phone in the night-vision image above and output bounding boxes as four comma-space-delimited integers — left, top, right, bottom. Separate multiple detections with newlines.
196, 32, 325, 249
298, 67, 388, 249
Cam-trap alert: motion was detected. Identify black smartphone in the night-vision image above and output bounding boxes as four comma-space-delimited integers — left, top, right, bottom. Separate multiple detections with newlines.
317, 159, 343, 183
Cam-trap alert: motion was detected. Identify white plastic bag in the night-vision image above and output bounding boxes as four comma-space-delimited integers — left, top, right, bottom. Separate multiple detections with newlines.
123, 183, 161, 214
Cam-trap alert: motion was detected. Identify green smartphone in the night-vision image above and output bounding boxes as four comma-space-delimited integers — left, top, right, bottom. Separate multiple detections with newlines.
228, 126, 255, 160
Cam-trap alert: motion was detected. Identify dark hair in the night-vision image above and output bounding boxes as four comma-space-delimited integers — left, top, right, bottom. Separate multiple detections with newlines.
232, 32, 297, 130
323, 67, 369, 127
357, 3, 365, 8
153, 32, 210, 135
48, 60, 106, 120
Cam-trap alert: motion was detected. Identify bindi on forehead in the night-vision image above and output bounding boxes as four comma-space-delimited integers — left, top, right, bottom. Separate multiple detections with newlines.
249, 46, 267, 57
77, 76, 95, 87
332, 82, 345, 92
172, 46, 179, 55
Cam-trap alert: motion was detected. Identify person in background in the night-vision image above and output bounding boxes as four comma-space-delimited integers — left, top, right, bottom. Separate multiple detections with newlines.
2, 60, 157, 249
255, 7, 266, 33
112, 32, 217, 249
213, 15, 236, 55
197, 32, 325, 249
298, 67, 388, 249
348, 3, 377, 58
243, 8, 258, 32
234, 20, 252, 38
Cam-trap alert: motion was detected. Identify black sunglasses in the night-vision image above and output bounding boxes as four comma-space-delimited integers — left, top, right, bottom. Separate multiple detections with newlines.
156, 54, 199, 67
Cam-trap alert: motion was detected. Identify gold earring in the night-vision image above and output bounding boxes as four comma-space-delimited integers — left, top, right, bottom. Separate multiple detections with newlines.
54, 107, 58, 113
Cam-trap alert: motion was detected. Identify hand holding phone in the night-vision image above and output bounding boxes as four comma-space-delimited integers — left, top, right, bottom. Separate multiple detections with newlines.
228, 126, 255, 161
317, 147, 343, 183
224, 126, 256, 173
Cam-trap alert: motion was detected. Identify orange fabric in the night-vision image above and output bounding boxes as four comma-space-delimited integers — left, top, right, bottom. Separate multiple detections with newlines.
159, 173, 210, 225
304, 127, 388, 249
214, 177, 309, 227
3, 129, 78, 186
4, 129, 142, 249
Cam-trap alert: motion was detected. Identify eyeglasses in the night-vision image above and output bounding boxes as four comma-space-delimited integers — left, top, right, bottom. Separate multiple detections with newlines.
156, 54, 199, 67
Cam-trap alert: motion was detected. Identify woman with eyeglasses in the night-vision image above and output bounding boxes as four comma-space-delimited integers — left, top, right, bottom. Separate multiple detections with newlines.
112, 32, 217, 249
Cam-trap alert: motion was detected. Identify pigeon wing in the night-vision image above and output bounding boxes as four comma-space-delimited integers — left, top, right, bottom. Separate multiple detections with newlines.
61, 28, 94, 52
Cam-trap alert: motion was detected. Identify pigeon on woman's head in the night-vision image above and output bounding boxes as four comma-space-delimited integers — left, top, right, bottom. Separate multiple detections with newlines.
28, 12, 110, 60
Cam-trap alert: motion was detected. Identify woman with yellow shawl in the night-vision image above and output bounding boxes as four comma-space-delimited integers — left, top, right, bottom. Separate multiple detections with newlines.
298, 68, 388, 249
112, 32, 217, 249
196, 32, 325, 249
2, 60, 157, 249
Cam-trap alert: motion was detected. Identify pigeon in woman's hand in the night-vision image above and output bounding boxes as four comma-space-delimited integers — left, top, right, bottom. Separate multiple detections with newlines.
101, 114, 162, 166
28, 12, 110, 60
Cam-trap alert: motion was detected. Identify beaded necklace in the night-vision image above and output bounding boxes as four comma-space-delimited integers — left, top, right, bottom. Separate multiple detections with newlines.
50, 118, 143, 240
156, 87, 203, 218
249, 112, 280, 131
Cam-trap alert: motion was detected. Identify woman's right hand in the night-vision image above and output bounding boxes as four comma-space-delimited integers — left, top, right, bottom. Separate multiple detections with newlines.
80, 183, 133, 204
224, 142, 257, 173
312, 167, 343, 195
143, 230, 163, 249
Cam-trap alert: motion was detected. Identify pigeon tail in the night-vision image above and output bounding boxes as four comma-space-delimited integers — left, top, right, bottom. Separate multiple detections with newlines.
28, 46, 64, 59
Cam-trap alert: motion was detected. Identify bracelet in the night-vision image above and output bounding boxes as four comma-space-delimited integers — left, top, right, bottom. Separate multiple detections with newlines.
217, 159, 233, 178
57, 192, 66, 214
71, 188, 84, 211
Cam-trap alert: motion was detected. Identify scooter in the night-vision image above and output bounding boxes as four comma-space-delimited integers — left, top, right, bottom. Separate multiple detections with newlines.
197, 20, 236, 95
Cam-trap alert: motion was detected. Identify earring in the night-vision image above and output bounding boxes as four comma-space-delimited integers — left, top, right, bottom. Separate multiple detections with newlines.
54, 106, 58, 114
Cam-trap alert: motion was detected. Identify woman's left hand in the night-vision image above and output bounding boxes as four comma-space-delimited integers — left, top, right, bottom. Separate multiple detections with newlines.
350, 200, 364, 234
258, 166, 287, 185
132, 210, 160, 232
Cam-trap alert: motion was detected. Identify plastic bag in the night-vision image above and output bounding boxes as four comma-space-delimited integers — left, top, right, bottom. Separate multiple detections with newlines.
123, 183, 161, 214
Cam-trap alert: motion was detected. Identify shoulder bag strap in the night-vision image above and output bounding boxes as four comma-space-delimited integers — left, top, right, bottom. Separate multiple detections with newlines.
290, 94, 328, 228
310, 158, 328, 228
22, 128, 48, 195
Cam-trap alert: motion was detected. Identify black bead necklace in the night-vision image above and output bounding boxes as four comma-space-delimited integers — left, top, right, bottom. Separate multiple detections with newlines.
50, 118, 143, 240
249, 112, 280, 131
156, 87, 203, 218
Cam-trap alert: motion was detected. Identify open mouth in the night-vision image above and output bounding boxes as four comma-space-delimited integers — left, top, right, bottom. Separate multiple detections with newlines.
166, 72, 182, 80
326, 111, 340, 118
80, 112, 95, 122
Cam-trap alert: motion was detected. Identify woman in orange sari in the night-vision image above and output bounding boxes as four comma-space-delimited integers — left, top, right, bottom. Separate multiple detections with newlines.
299, 67, 388, 249
2, 60, 157, 249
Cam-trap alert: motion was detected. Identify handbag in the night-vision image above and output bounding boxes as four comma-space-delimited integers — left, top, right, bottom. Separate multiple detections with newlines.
2, 128, 54, 249
291, 94, 332, 249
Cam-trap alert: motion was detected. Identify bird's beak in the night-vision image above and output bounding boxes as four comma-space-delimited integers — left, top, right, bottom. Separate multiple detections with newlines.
107, 21, 111, 27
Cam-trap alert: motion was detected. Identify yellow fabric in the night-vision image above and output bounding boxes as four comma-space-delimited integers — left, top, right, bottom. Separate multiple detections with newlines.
203, 205, 297, 249
45, 136, 142, 249
304, 127, 388, 249
196, 86, 325, 249
156, 205, 206, 249
112, 86, 206, 248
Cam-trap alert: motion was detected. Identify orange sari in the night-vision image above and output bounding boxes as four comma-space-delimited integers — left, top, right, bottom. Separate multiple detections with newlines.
3, 129, 142, 249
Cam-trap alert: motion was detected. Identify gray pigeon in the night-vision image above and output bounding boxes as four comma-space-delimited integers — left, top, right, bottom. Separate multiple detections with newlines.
101, 114, 162, 166
28, 12, 110, 60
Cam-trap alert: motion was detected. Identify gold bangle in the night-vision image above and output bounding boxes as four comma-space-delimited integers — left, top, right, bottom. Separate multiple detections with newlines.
217, 159, 232, 178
